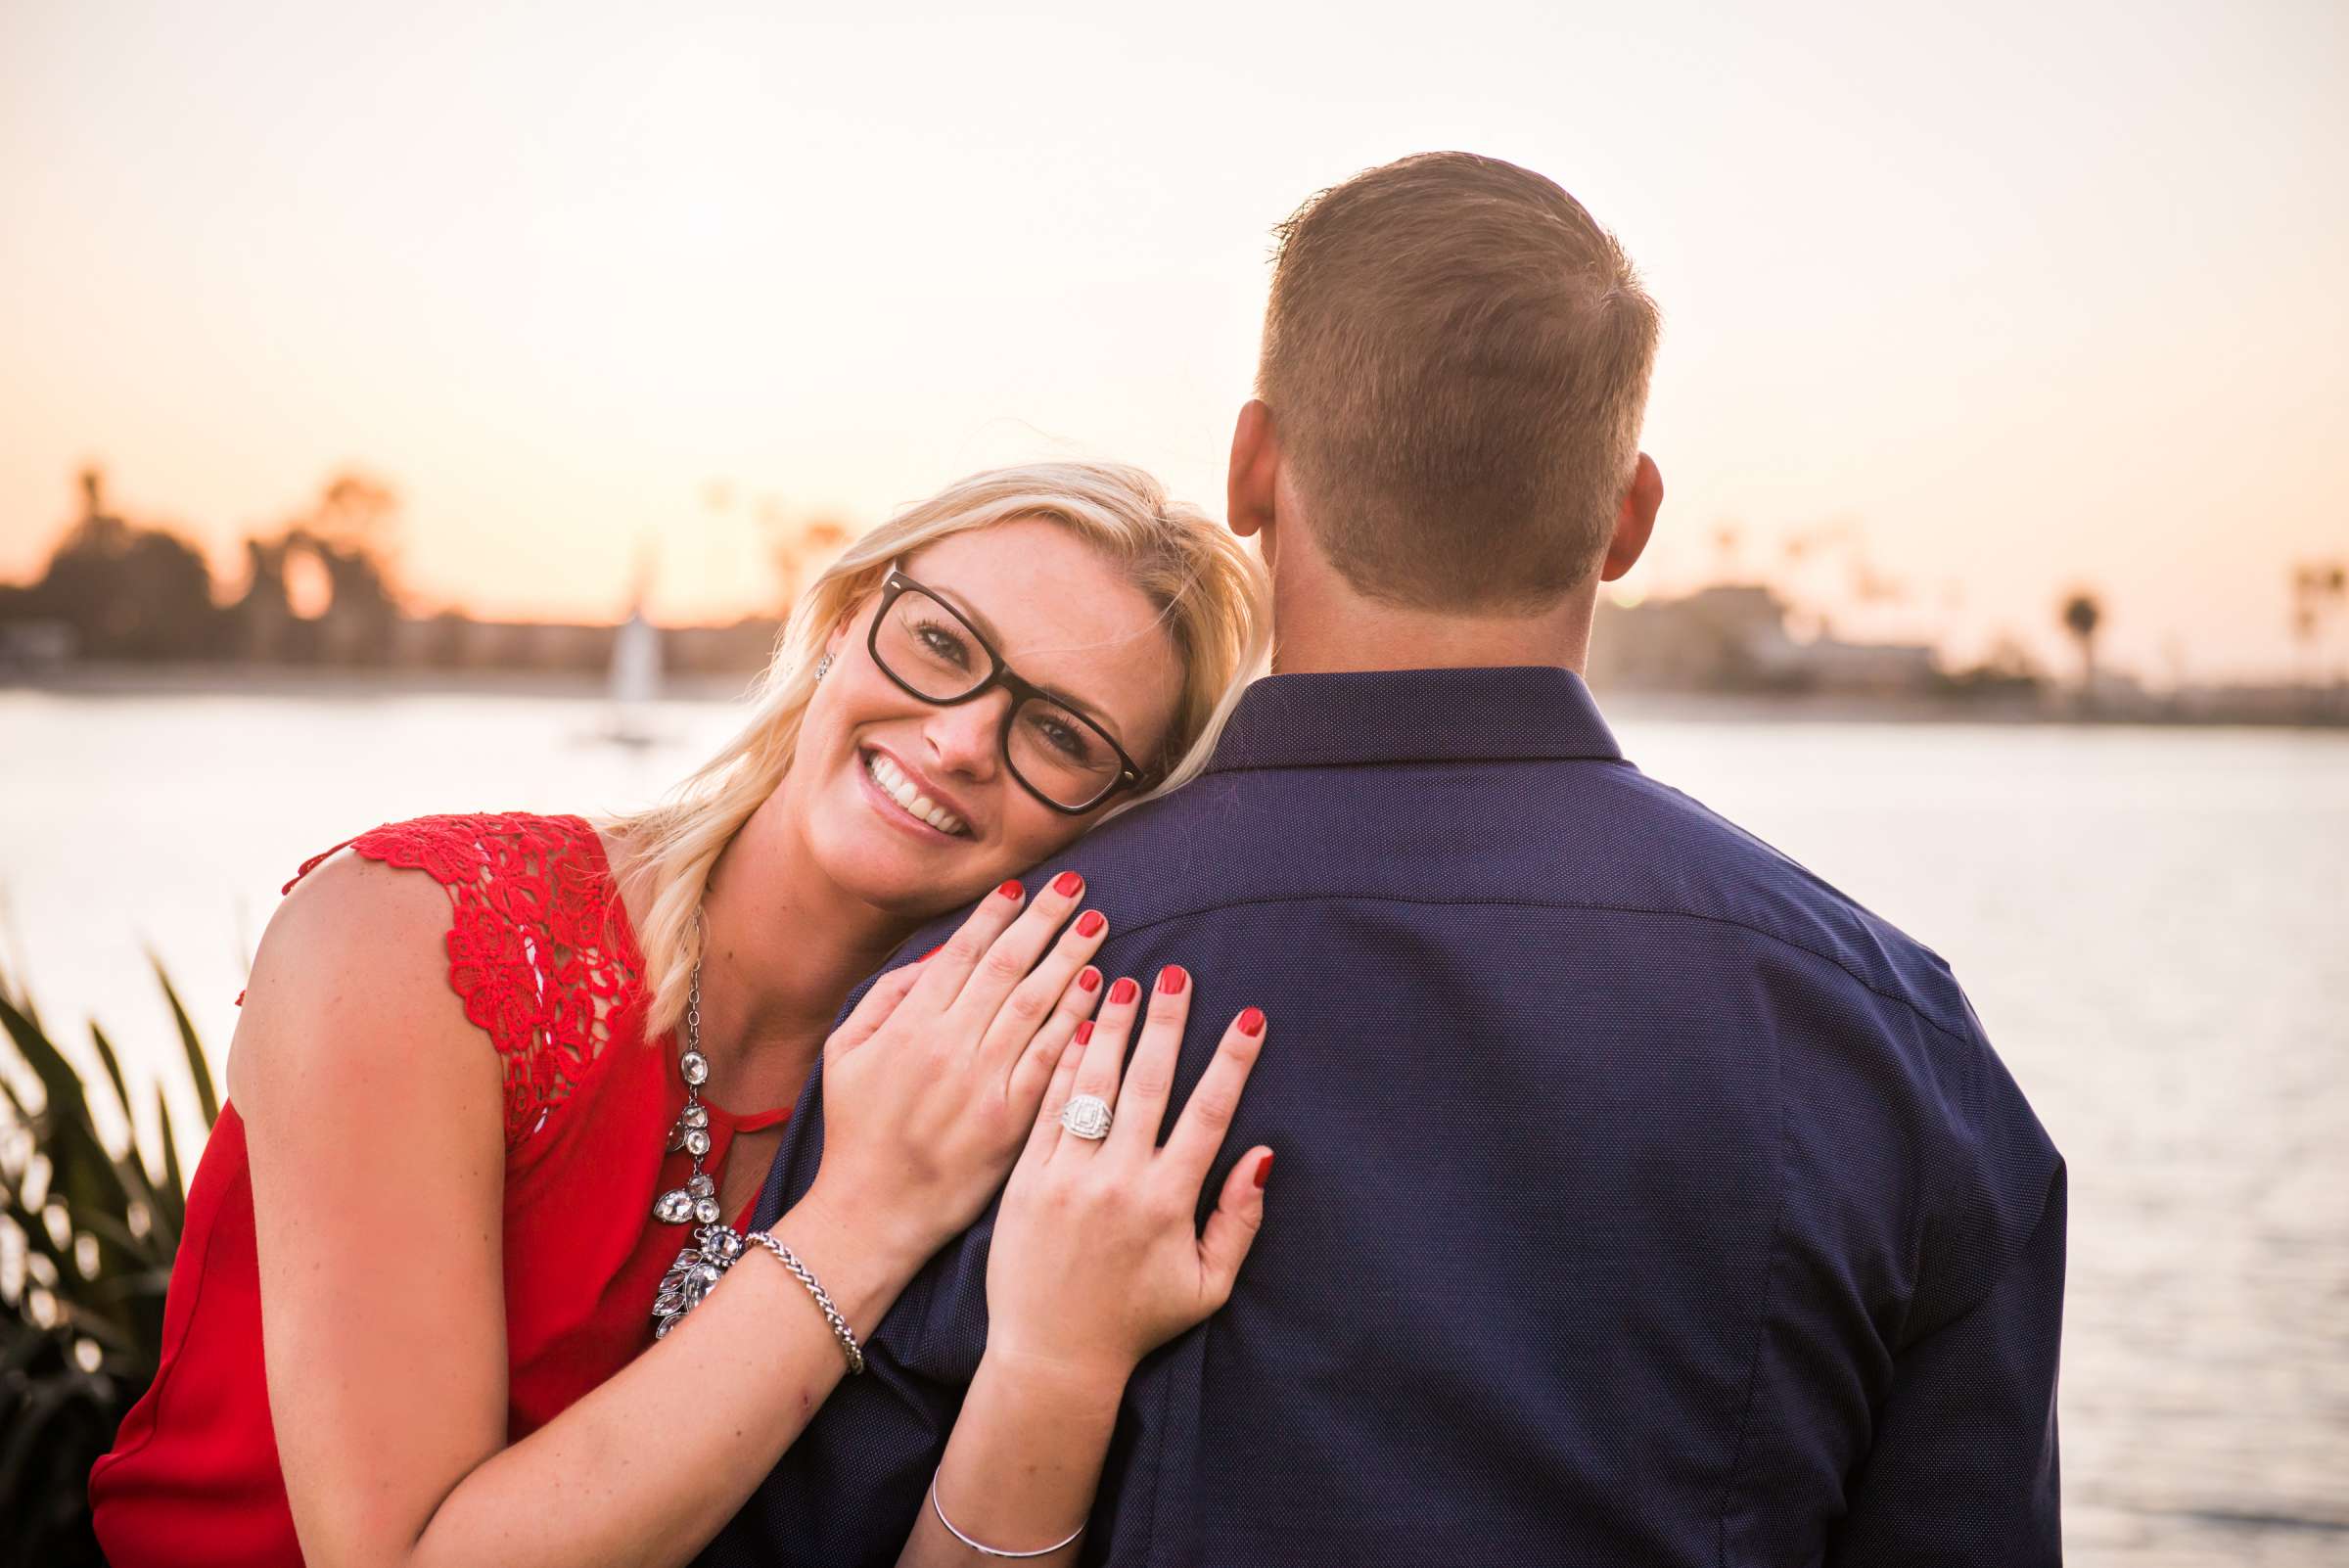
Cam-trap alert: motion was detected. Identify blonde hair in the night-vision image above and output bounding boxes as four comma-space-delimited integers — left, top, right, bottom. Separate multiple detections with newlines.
1261, 151, 1661, 613
608, 460, 1269, 1042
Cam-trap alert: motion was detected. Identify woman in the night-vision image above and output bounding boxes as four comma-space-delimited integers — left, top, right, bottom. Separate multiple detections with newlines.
89, 462, 1275, 1566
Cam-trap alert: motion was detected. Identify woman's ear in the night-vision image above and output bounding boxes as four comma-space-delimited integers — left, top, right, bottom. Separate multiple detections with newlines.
826, 593, 866, 657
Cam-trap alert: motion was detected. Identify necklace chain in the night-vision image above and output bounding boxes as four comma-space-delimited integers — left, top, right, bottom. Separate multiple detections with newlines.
641, 916, 866, 1375
649, 921, 744, 1337
653, 948, 719, 1224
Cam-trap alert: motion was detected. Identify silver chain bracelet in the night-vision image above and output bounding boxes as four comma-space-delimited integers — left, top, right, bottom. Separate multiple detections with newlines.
743, 1229, 864, 1375
654, 1221, 865, 1375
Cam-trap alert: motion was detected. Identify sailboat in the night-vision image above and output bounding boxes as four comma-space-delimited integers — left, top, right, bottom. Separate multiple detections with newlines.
604, 600, 663, 748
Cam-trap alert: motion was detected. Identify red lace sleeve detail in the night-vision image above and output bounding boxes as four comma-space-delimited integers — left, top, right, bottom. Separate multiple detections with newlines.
285, 812, 646, 1146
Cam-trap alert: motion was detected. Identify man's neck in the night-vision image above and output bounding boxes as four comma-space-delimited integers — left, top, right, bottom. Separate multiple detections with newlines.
1267, 549, 1599, 676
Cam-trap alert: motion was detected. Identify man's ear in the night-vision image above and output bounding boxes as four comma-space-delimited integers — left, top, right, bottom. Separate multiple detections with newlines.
1226, 399, 1279, 542
1598, 452, 1664, 583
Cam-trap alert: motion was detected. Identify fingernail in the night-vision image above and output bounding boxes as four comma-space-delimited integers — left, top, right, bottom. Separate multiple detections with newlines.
1253, 1152, 1274, 1188
918, 945, 942, 961
1078, 966, 1101, 992
1076, 909, 1106, 938
1076, 1020, 1094, 1044
1108, 977, 1138, 1005
997, 880, 1024, 900
1157, 965, 1188, 995
1052, 870, 1083, 898
1238, 1005, 1265, 1037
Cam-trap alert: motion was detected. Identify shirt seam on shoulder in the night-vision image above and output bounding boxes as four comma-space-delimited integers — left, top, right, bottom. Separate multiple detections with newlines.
1202, 752, 1632, 777
1097, 892, 1978, 1045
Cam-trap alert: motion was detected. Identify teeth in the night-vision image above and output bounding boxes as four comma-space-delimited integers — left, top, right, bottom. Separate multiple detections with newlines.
865, 753, 965, 836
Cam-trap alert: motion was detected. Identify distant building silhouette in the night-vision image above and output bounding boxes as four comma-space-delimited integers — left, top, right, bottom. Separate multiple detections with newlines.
1589, 583, 1942, 698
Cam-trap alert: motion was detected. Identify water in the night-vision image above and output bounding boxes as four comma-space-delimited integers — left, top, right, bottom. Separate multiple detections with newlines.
5, 687, 2345, 1562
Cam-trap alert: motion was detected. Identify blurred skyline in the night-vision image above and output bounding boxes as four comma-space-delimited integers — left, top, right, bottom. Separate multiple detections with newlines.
3, 1, 2345, 682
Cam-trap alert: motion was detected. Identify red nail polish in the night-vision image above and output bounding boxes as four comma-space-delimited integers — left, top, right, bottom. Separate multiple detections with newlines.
1238, 1005, 1265, 1037
1076, 1020, 1094, 1044
1078, 966, 1101, 992
1053, 870, 1083, 897
1108, 977, 1138, 1005
918, 945, 942, 962
1076, 910, 1106, 938
998, 880, 1024, 900
1158, 965, 1188, 995
1253, 1152, 1274, 1188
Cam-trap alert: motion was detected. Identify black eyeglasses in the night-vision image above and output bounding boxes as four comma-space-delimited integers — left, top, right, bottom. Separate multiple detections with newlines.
863, 567, 1153, 815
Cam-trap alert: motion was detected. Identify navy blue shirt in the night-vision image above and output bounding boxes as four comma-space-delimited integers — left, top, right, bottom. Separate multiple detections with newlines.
703, 667, 2064, 1567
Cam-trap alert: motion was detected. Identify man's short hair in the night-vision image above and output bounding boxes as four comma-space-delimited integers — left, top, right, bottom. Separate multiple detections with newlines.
1260, 152, 1661, 612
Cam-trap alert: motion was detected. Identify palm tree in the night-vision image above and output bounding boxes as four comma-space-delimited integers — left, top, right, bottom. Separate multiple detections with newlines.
2060, 591, 2102, 710
2292, 561, 2348, 718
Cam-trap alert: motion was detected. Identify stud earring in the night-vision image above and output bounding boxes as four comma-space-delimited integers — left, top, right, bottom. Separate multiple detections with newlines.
813, 653, 833, 682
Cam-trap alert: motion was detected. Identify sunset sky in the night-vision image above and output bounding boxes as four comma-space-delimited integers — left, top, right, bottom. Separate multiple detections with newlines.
3, 1, 2344, 681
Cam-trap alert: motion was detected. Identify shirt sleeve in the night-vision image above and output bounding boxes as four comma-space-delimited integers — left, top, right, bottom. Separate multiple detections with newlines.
1825, 1160, 2066, 1566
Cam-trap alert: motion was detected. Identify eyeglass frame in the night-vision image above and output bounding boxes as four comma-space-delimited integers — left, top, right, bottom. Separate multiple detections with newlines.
860, 565, 1155, 816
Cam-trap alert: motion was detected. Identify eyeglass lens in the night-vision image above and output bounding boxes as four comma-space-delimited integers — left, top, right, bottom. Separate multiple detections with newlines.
872, 586, 1124, 809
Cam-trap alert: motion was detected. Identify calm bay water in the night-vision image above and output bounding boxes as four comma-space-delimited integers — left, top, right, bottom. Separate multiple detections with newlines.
4, 687, 2345, 1562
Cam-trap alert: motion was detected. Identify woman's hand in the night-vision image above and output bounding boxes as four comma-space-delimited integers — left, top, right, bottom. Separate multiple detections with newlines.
982, 964, 1273, 1391
804, 873, 1108, 1265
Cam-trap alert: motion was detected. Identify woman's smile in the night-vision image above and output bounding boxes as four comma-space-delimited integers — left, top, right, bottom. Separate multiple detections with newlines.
855, 743, 977, 841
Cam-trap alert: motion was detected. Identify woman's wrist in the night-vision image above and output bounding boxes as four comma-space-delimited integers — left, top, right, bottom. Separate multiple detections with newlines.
971, 1342, 1134, 1418
921, 1348, 1128, 1560
808, 1171, 964, 1268
771, 1186, 933, 1339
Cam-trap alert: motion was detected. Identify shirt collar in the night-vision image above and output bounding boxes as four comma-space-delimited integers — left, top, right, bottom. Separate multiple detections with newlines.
1200, 666, 1625, 773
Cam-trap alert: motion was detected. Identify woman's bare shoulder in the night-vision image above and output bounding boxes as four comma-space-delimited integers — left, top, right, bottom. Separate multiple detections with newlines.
226, 848, 497, 1125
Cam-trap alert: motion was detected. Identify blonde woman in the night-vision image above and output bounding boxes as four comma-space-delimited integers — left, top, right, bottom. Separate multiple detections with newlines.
90, 462, 1276, 1567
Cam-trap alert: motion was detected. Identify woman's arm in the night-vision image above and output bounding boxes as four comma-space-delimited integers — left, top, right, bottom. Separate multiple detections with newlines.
233, 855, 1104, 1568
896, 970, 1274, 1565
899, 1352, 1124, 1565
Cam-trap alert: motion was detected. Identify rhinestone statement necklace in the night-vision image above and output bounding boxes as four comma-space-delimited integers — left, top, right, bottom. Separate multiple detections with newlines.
649, 945, 747, 1337
655, 946, 718, 1224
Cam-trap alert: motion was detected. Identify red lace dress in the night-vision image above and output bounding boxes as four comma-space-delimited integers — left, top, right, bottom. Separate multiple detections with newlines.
88, 812, 791, 1567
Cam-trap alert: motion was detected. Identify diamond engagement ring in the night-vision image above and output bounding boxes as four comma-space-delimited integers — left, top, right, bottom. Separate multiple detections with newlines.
1059, 1093, 1114, 1140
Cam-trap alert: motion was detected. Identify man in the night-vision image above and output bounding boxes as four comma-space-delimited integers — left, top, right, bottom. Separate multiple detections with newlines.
705, 152, 2064, 1566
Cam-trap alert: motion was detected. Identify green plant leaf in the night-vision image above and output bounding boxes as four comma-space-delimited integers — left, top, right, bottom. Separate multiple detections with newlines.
151, 1082, 186, 1248
1, 992, 171, 1271
4, 1189, 76, 1291
44, 1290, 143, 1352
151, 956, 220, 1131
0, 956, 214, 1566
0, 987, 81, 1127
61, 1201, 160, 1268
84, 1022, 136, 1153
